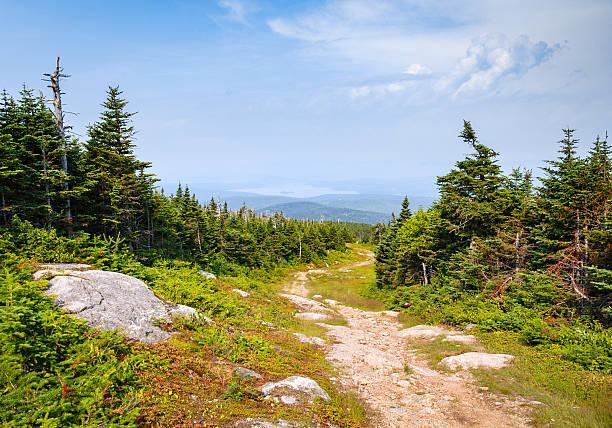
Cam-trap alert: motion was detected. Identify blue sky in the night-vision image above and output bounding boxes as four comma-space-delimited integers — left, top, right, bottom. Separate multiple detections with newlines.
1, 0, 611, 196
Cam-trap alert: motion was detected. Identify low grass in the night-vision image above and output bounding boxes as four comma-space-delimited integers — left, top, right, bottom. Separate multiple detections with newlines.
400, 329, 612, 428
135, 254, 370, 427
409, 336, 478, 369
302, 248, 385, 313
474, 331, 612, 428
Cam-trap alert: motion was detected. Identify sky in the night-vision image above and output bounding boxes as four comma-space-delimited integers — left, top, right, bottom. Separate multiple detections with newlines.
1, 0, 611, 197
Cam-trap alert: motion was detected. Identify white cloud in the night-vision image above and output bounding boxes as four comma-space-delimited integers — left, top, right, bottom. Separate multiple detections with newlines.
349, 80, 416, 98
218, 0, 250, 24
268, 0, 609, 101
436, 33, 560, 96
403, 63, 431, 75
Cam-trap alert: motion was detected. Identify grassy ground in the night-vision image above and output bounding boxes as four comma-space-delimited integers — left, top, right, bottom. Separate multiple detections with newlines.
134, 251, 370, 427
301, 246, 385, 313
329, 245, 612, 428
393, 315, 612, 427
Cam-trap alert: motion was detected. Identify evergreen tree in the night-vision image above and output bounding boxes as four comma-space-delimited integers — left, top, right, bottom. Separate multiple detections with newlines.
436, 120, 509, 249
83, 87, 152, 244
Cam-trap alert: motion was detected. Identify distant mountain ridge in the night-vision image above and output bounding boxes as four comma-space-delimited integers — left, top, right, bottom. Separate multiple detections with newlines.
163, 183, 436, 224
259, 201, 390, 224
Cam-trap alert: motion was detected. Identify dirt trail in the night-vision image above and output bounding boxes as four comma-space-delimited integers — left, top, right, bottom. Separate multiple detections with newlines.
283, 250, 531, 428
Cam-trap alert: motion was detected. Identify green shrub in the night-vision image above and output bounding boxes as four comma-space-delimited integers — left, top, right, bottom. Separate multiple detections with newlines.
0, 268, 142, 426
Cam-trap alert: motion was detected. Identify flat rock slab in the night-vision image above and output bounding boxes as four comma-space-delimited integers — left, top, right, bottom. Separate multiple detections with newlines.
439, 352, 514, 370
397, 325, 450, 339
261, 376, 330, 404
34, 268, 198, 343
280, 294, 330, 312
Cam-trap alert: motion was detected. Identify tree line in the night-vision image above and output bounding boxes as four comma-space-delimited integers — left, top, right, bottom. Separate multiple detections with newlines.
374, 121, 611, 323
0, 84, 350, 269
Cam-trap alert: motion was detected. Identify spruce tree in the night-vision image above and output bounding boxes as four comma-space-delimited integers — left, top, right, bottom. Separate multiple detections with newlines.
83, 87, 152, 244
436, 120, 509, 249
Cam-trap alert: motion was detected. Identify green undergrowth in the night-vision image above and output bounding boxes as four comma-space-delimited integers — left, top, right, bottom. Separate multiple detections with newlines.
474, 331, 612, 428
369, 273, 612, 373
0, 223, 368, 427
401, 328, 612, 427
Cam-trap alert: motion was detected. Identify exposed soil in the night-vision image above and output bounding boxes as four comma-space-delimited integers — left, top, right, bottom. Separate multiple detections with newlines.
282, 250, 532, 428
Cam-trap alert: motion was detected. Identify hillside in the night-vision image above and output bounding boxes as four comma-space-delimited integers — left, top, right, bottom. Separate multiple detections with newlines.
260, 201, 390, 224
307, 194, 435, 214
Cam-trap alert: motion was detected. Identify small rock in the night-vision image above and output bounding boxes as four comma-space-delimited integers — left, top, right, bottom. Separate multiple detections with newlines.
324, 298, 339, 305
479, 386, 489, 391
381, 310, 399, 317
198, 271, 217, 279
232, 288, 250, 298
312, 294, 323, 299
294, 312, 329, 321
261, 376, 330, 404
234, 367, 262, 380
529, 400, 547, 407
439, 352, 514, 370
293, 332, 326, 346
257, 320, 276, 328
463, 323, 478, 331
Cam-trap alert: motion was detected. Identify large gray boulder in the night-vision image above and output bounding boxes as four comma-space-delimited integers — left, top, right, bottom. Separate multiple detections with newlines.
34, 266, 199, 343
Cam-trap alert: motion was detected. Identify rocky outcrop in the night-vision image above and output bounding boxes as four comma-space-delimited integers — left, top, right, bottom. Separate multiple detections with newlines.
34, 265, 199, 343
261, 376, 330, 405
439, 352, 514, 370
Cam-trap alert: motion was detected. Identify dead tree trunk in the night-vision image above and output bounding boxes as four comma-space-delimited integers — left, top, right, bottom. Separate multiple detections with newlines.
44, 57, 72, 235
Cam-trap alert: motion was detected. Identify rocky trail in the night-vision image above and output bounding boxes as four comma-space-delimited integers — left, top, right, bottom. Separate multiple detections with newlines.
282, 249, 533, 428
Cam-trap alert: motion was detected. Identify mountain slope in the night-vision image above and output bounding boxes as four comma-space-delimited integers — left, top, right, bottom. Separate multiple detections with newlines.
260, 201, 390, 224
